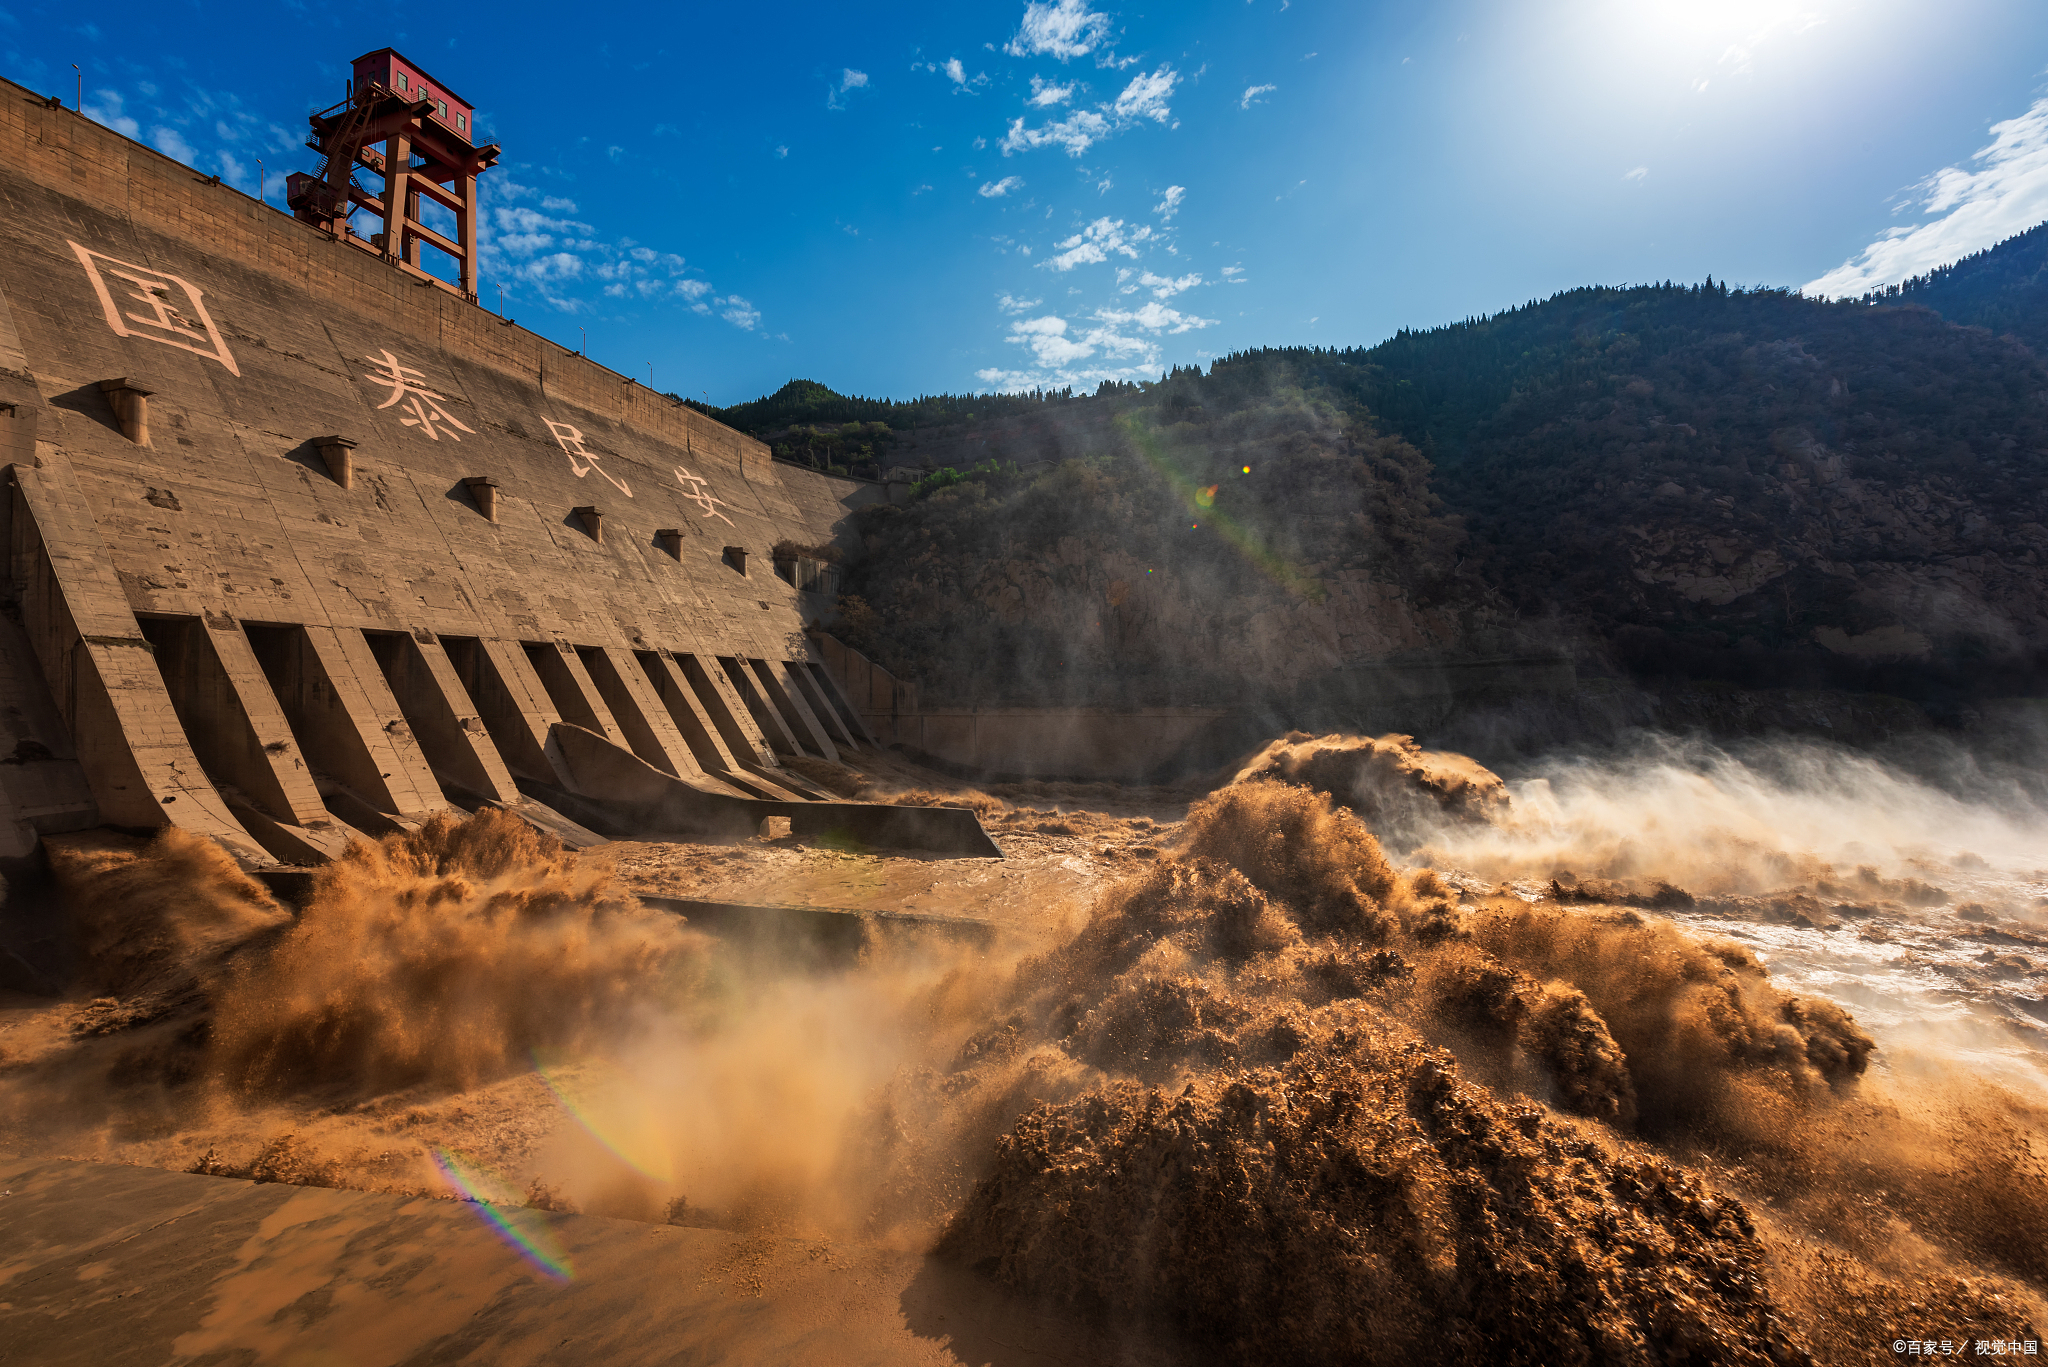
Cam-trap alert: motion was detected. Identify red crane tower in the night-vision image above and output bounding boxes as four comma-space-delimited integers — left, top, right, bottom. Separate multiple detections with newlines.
287, 49, 501, 299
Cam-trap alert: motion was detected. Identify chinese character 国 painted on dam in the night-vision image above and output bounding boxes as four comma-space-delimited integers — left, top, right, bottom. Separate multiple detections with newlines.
69, 241, 241, 375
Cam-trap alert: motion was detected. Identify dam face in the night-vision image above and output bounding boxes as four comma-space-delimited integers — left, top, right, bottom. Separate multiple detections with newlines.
0, 77, 993, 875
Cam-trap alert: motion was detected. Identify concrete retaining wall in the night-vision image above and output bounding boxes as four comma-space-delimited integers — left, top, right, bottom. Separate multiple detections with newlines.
877, 707, 1236, 782
811, 634, 1231, 781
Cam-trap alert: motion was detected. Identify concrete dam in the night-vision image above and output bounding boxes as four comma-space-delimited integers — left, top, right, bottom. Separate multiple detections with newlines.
0, 72, 997, 888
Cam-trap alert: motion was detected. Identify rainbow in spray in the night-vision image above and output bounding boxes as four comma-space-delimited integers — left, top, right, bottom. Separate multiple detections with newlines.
532, 1053, 676, 1184
430, 1146, 576, 1283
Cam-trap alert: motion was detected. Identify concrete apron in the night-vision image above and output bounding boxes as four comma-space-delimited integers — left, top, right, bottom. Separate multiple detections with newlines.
0, 1155, 1175, 1367
544, 722, 1002, 859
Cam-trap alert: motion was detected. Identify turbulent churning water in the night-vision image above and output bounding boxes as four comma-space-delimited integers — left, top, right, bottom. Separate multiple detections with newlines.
6, 734, 2048, 1365
1396, 736, 2048, 1099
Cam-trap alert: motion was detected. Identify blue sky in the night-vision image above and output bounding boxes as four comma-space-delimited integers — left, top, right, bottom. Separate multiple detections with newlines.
4, 0, 2048, 404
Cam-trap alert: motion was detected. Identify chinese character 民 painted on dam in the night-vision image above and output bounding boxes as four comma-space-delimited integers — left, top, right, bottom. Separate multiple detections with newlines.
545, 419, 633, 496
69, 241, 241, 375
362, 349, 476, 441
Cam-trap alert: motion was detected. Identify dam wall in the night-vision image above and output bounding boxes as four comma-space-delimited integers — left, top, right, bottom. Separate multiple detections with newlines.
0, 79, 989, 870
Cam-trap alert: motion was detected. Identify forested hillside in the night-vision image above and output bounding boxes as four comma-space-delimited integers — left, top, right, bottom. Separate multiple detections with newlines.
1864, 221, 2048, 354
716, 229, 2048, 716
829, 387, 1494, 707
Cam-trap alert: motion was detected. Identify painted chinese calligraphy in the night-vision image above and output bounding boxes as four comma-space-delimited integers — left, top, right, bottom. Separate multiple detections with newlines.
363, 349, 475, 441
545, 419, 632, 497
68, 241, 240, 375
673, 465, 734, 526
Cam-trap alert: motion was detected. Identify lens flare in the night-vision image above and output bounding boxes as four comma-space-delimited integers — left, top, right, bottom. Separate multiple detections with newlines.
532, 1053, 676, 1183
1118, 413, 1325, 601
430, 1146, 576, 1283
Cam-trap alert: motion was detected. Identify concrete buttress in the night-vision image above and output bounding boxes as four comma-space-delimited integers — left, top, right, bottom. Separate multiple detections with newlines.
7, 460, 269, 863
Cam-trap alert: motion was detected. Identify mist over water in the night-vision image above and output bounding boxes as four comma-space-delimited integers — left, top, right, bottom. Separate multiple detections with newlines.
1401, 735, 2048, 1098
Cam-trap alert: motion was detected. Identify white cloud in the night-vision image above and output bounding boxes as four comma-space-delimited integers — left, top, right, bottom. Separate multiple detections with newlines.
719, 295, 762, 330
986, 303, 1210, 390
998, 292, 1042, 312
1001, 65, 1179, 158
1624, 165, 1648, 182
1029, 75, 1075, 107
921, 56, 988, 89
477, 185, 752, 327
1000, 109, 1110, 157
151, 126, 196, 164
212, 150, 251, 193
1805, 96, 2048, 298
1138, 270, 1201, 298
981, 303, 1180, 389
1006, 0, 1112, 61
1112, 66, 1179, 123
828, 68, 869, 109
775, 144, 789, 158
1045, 239, 1107, 271
83, 88, 140, 138
521, 252, 585, 284
1154, 185, 1185, 219
1085, 322, 1153, 356
1713, 10, 1827, 79
1010, 314, 1096, 366
979, 175, 1025, 198
1221, 264, 1246, 282
1041, 216, 1153, 271
1240, 83, 1276, 110
490, 203, 598, 258
1097, 302, 1216, 333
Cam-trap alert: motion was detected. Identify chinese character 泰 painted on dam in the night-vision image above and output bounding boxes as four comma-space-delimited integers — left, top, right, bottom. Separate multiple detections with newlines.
545, 419, 632, 497
69, 241, 241, 375
673, 465, 734, 526
363, 349, 475, 441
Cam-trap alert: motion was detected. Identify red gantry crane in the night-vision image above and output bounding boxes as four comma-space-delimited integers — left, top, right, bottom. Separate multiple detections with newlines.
288, 48, 501, 300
